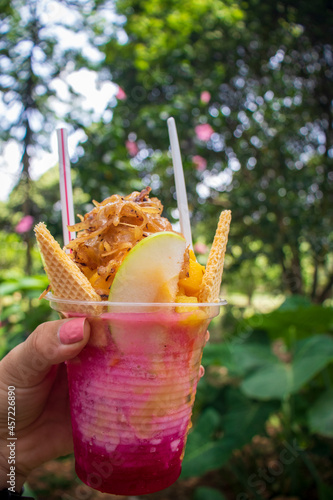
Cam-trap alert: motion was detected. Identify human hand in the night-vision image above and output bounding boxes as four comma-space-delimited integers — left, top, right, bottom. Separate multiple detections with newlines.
0, 318, 90, 491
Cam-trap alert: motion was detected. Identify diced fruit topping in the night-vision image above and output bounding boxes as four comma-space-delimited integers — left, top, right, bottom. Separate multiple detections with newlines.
176, 295, 198, 304
66, 187, 175, 299
178, 250, 205, 298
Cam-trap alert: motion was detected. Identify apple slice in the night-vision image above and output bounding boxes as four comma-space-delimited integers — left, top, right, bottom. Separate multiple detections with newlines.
108, 231, 186, 304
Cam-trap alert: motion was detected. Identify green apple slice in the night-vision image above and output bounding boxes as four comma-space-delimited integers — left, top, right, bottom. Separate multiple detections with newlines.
108, 231, 186, 304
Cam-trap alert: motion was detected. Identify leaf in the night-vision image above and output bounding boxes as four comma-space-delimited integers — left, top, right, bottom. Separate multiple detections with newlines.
308, 389, 333, 438
0, 281, 22, 296
181, 408, 233, 478
182, 407, 221, 460
194, 378, 221, 413
202, 343, 241, 374
0, 303, 21, 320
241, 363, 293, 400
245, 306, 333, 345
182, 389, 278, 478
231, 343, 278, 374
292, 335, 333, 391
222, 388, 279, 446
193, 486, 227, 500
0, 276, 48, 296
181, 437, 235, 479
202, 341, 278, 377
278, 294, 313, 310
241, 335, 333, 400
21, 483, 37, 499
16, 276, 48, 289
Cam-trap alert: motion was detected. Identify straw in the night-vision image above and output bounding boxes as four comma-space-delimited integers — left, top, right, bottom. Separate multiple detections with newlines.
167, 117, 193, 249
57, 128, 75, 250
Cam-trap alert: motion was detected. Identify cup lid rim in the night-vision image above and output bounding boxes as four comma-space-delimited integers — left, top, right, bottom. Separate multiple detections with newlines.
44, 292, 227, 308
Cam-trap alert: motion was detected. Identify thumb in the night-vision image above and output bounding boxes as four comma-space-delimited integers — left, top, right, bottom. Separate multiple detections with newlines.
1, 318, 90, 388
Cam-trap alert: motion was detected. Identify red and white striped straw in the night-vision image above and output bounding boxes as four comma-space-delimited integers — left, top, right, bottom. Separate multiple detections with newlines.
57, 128, 75, 250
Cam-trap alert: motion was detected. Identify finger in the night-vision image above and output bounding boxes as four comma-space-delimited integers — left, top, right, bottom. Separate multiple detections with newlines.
0, 318, 90, 388
199, 365, 205, 378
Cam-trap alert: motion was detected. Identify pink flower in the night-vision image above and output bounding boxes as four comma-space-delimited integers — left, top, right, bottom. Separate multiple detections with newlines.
192, 155, 207, 172
200, 91, 211, 104
195, 123, 214, 142
116, 86, 126, 100
126, 140, 139, 157
194, 242, 208, 255
15, 215, 34, 234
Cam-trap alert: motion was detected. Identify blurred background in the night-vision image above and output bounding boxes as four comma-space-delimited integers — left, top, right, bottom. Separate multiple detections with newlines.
0, 0, 332, 499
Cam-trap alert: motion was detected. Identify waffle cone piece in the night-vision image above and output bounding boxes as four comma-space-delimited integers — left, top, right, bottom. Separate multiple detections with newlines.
34, 222, 102, 314
199, 210, 232, 303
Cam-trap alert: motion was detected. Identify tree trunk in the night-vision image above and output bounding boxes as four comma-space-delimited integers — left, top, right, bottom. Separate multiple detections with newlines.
21, 118, 33, 276
278, 245, 304, 296
311, 259, 319, 301
315, 273, 333, 304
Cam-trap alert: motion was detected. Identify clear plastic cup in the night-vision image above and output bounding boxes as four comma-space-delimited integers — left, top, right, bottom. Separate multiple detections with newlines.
46, 293, 225, 495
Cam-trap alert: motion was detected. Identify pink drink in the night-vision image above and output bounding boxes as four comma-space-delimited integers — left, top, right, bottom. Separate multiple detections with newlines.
48, 297, 222, 495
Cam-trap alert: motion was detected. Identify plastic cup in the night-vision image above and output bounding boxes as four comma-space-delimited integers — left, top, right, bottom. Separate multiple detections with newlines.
46, 294, 225, 495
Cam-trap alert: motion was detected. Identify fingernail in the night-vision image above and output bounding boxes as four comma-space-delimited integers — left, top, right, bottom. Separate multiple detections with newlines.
58, 318, 86, 345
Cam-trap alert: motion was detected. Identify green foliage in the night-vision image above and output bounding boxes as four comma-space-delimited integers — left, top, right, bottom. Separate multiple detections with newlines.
182, 388, 279, 478
21, 485, 37, 500
0, 166, 93, 248
184, 300, 333, 497
308, 389, 333, 438
1, 1, 332, 498
241, 335, 333, 400
0, 0, 104, 272
75, 0, 333, 303
2, 0, 332, 303
0, 231, 28, 273
202, 340, 277, 377
0, 273, 56, 357
243, 296, 333, 345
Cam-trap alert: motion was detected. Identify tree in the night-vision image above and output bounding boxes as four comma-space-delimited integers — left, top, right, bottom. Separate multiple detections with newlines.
77, 0, 333, 302
0, 0, 103, 268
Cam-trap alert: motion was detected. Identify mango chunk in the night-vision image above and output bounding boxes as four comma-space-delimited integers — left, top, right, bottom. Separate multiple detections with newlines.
178, 252, 205, 297
176, 295, 198, 304
175, 294, 198, 313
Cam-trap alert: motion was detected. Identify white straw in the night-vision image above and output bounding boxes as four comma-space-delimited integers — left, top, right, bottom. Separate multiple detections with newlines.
167, 117, 193, 248
57, 128, 75, 250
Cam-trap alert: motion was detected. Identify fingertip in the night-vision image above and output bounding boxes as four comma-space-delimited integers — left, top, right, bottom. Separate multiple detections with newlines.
58, 317, 87, 345
56, 317, 91, 364
1, 318, 91, 388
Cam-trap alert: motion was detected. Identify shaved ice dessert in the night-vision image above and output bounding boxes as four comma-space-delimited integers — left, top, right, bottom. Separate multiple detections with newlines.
35, 187, 231, 495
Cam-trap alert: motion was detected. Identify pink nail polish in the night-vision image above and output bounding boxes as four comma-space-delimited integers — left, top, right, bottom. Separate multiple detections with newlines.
58, 318, 86, 345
